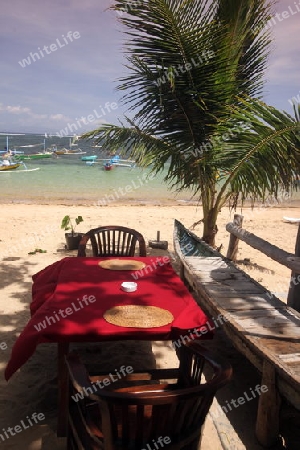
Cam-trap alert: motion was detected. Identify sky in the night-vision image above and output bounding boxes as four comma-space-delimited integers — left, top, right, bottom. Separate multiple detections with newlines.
0, 0, 299, 135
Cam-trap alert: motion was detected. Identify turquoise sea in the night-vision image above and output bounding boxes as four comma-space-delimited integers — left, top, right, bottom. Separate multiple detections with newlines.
1, 133, 299, 206
0, 133, 195, 205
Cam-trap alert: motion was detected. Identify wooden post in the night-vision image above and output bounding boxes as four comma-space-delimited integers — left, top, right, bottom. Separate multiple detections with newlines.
287, 223, 300, 311
255, 360, 281, 447
226, 214, 243, 261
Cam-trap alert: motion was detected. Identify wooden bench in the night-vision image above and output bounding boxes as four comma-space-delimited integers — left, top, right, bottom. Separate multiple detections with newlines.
174, 219, 300, 447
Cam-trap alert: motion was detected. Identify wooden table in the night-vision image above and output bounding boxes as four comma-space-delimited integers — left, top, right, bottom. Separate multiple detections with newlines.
5, 256, 213, 436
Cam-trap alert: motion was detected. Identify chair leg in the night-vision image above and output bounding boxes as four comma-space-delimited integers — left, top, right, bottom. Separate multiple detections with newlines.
57, 342, 70, 437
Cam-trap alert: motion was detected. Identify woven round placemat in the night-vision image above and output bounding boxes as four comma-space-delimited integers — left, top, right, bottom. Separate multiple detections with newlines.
99, 259, 146, 271
103, 305, 174, 328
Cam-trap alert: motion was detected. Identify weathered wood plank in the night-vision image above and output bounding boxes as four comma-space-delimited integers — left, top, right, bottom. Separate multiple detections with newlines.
202, 294, 286, 311
174, 219, 300, 447
202, 283, 264, 294
185, 256, 229, 269
187, 271, 245, 281
278, 353, 300, 363
194, 277, 300, 385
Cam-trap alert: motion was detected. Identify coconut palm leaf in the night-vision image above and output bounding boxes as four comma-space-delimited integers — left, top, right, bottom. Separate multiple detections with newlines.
211, 100, 300, 205
83, 0, 297, 245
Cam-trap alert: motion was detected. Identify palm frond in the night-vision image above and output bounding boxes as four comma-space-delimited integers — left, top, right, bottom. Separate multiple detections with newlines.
212, 99, 300, 204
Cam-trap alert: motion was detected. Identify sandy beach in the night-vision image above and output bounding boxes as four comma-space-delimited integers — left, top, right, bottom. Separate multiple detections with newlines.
1, 202, 300, 449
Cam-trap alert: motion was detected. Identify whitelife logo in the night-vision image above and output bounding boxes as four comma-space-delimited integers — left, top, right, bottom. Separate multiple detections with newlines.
0, 412, 45, 442
18, 31, 81, 68
34, 295, 96, 332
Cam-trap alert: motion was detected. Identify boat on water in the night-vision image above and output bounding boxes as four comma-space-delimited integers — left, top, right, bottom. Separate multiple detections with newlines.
54, 135, 86, 155
0, 162, 21, 171
8, 140, 53, 160
81, 155, 98, 161
104, 162, 113, 171
97, 155, 136, 168
83, 154, 136, 168
54, 148, 86, 156
14, 152, 52, 160
0, 159, 40, 173
0, 149, 24, 155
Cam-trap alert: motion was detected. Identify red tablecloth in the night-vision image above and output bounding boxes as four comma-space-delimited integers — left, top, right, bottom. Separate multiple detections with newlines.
5, 257, 213, 380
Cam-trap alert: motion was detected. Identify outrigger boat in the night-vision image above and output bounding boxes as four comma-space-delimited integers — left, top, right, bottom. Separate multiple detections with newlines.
54, 135, 86, 155
174, 219, 218, 258
95, 155, 136, 168
0, 162, 21, 171
54, 148, 86, 156
14, 152, 52, 160
0, 160, 40, 173
81, 155, 98, 161
11, 142, 53, 160
1, 152, 40, 173
0, 149, 24, 155
104, 162, 113, 171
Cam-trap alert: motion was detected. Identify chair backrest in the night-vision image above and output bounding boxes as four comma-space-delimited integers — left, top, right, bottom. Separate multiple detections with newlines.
66, 341, 232, 450
77, 225, 147, 257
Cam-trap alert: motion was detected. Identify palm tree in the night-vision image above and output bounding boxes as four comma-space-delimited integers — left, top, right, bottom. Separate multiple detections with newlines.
83, 0, 300, 246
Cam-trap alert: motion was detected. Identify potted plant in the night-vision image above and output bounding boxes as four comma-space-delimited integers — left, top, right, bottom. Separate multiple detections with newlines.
61, 215, 84, 250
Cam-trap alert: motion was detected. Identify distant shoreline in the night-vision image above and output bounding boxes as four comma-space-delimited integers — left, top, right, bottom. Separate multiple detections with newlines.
1, 198, 300, 207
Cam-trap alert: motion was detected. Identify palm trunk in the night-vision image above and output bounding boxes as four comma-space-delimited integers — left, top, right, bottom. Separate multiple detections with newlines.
201, 182, 219, 247
202, 207, 218, 246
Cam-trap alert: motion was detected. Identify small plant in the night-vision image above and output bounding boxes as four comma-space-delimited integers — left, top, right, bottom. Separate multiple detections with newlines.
61, 215, 84, 236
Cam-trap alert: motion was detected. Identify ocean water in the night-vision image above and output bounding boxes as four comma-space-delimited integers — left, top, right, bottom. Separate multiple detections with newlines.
1, 133, 299, 206
0, 134, 195, 205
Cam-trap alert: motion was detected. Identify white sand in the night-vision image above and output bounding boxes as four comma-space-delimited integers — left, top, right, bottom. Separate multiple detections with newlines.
0, 203, 299, 449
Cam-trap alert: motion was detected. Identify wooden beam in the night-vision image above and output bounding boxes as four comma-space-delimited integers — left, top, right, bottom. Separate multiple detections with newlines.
226, 222, 300, 272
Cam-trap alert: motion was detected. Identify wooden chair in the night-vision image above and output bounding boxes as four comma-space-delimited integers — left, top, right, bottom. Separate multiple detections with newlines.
65, 341, 232, 449
77, 226, 147, 257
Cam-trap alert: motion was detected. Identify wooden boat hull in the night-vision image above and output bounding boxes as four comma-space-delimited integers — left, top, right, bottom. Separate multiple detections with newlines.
98, 158, 136, 168
174, 219, 300, 446
104, 163, 113, 171
15, 153, 52, 160
55, 149, 86, 156
174, 219, 219, 258
0, 163, 21, 171
81, 155, 97, 161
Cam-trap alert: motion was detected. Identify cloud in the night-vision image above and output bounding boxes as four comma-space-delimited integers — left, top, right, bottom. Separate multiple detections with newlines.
0, 0, 299, 133
0, 103, 74, 131
0, 104, 30, 115
0, 104, 47, 119
49, 113, 71, 121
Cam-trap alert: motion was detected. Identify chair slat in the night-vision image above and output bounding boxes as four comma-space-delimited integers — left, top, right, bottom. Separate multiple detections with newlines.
77, 226, 146, 257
